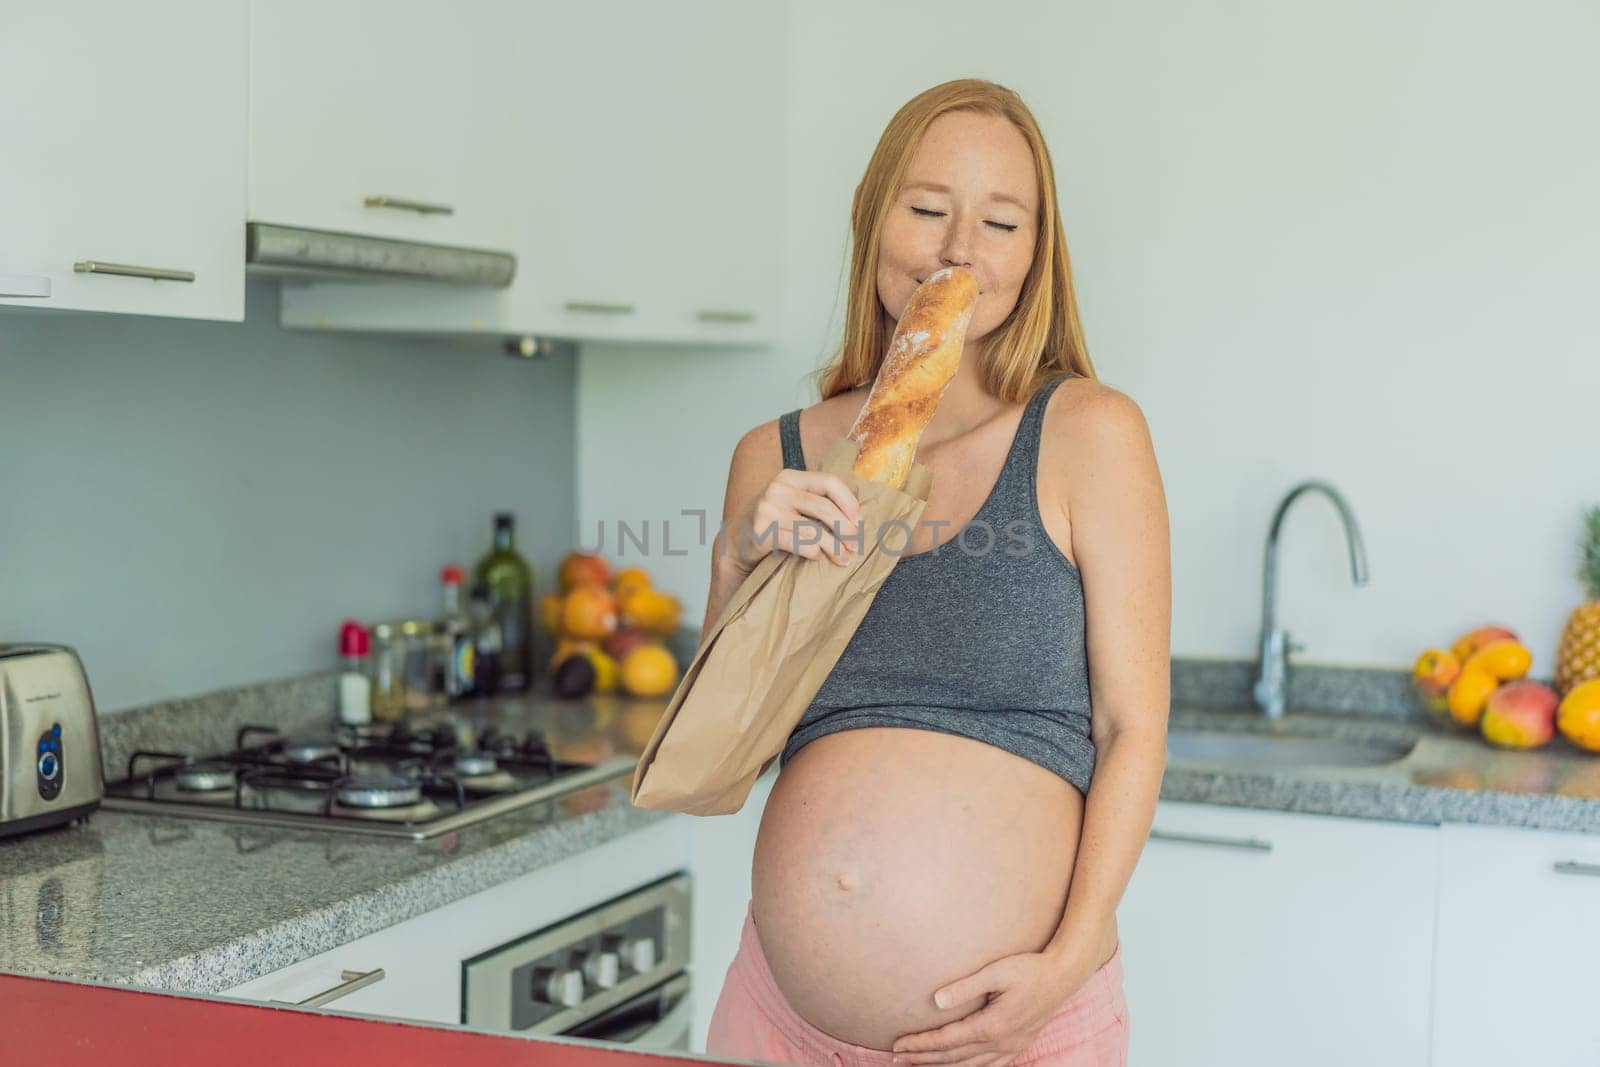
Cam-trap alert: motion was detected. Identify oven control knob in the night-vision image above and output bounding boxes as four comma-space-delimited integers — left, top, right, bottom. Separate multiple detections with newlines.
608, 935, 656, 974
530, 966, 585, 1007
580, 949, 621, 989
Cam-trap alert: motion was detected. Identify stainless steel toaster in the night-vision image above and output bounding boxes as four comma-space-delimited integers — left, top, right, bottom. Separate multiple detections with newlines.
0, 643, 103, 838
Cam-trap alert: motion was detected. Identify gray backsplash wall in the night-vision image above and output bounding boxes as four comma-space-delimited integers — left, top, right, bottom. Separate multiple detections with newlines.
0, 281, 576, 712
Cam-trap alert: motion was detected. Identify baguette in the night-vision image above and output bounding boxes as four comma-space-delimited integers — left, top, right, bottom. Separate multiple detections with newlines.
845, 266, 980, 489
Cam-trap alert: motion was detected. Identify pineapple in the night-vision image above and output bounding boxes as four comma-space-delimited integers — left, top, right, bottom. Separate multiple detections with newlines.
1555, 505, 1600, 695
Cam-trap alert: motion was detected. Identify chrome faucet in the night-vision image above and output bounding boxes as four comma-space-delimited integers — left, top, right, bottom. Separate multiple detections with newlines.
1253, 480, 1370, 719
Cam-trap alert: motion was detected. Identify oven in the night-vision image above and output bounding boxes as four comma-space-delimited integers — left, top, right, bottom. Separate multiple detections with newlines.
462, 871, 693, 1051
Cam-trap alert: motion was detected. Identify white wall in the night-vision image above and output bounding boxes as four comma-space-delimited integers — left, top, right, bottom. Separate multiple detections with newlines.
577, 0, 1600, 670
0, 281, 576, 711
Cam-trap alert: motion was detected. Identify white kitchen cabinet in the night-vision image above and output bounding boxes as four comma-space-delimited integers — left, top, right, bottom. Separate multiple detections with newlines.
1430, 823, 1600, 1067
277, 0, 783, 346
503, 0, 783, 346
222, 816, 690, 1023
0, 1, 246, 321
1116, 802, 1437, 1067
247, 0, 521, 253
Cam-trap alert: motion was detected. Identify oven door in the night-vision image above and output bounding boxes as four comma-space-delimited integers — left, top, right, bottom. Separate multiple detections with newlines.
561, 971, 692, 1051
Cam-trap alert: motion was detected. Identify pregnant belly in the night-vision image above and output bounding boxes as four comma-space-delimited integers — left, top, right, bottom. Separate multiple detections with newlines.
750, 727, 1088, 1051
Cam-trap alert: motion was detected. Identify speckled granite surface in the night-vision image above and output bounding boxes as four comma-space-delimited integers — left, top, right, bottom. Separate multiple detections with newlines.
96, 670, 343, 780
1, 691, 682, 993
5, 653, 1599, 997
1161, 704, 1600, 832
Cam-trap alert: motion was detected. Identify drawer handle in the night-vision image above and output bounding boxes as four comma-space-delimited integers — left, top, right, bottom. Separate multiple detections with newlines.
565, 300, 636, 315
1553, 860, 1600, 878
1149, 828, 1273, 852
279, 967, 386, 1008
363, 195, 454, 216
696, 309, 756, 323
73, 261, 195, 283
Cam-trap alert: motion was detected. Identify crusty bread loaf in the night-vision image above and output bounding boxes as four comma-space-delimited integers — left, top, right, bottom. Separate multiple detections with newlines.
846, 266, 980, 489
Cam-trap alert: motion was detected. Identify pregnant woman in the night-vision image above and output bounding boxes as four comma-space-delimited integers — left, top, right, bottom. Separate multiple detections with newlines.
702, 79, 1171, 1067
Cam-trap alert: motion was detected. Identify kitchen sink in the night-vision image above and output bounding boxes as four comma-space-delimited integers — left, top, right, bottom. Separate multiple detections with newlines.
1165, 730, 1417, 770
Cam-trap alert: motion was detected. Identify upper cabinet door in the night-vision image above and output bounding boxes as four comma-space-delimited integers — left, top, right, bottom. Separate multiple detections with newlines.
0, 1, 246, 320
248, 0, 519, 251
642, 0, 784, 347
503, 0, 783, 346
268, 0, 784, 345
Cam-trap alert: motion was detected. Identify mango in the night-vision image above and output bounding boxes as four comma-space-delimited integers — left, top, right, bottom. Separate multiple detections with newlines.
1448, 665, 1500, 728
1412, 648, 1461, 718
559, 552, 611, 594
1480, 680, 1558, 749
549, 638, 598, 671
603, 626, 652, 661
1463, 639, 1533, 681
1451, 625, 1519, 666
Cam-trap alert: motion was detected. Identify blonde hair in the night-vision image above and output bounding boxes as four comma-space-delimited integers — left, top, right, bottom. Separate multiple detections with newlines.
811, 78, 1097, 404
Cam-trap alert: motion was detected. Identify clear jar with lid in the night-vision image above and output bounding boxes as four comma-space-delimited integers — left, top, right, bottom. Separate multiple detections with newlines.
370, 622, 405, 722
398, 619, 449, 714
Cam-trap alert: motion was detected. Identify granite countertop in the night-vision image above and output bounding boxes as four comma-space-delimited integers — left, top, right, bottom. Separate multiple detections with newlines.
4, 684, 1599, 998
0, 692, 682, 994
1161, 704, 1600, 833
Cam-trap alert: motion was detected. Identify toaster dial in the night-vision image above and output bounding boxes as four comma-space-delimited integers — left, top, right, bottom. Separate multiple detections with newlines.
37, 723, 63, 801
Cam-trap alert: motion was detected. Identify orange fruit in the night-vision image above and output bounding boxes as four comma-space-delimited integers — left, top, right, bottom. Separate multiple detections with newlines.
540, 594, 565, 638
620, 644, 679, 698
620, 587, 682, 637
613, 566, 652, 601
558, 553, 611, 594
1557, 678, 1600, 752
561, 585, 618, 640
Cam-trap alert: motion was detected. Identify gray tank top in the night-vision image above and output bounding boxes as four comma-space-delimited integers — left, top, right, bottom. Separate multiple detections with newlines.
775, 372, 1095, 795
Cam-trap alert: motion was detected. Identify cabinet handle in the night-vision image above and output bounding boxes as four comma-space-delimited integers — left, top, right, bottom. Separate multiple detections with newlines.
696, 309, 756, 323
1553, 860, 1600, 878
565, 300, 636, 315
363, 195, 455, 216
73, 261, 195, 283
1149, 828, 1273, 852
277, 967, 386, 1008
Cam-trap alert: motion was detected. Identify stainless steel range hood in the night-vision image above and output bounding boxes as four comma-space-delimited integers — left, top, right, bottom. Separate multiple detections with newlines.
245, 222, 517, 287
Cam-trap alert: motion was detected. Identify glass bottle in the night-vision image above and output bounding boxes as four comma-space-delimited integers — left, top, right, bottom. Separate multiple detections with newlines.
473, 512, 534, 692
401, 619, 438, 714
370, 623, 404, 722
438, 564, 474, 702
468, 585, 503, 698
337, 620, 372, 726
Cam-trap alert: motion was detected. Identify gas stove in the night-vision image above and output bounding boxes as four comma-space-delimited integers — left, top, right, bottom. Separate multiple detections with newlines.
100, 720, 636, 840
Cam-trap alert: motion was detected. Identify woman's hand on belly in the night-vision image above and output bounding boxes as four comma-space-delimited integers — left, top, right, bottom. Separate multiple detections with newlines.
889, 946, 1095, 1066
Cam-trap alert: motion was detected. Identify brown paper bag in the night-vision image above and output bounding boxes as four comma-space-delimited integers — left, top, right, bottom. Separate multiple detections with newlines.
630, 435, 933, 815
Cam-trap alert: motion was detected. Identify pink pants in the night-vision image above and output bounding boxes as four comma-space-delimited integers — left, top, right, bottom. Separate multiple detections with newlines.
705, 900, 1128, 1067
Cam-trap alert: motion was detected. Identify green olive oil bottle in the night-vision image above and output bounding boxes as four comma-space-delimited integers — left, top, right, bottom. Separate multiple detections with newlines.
473, 512, 534, 692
